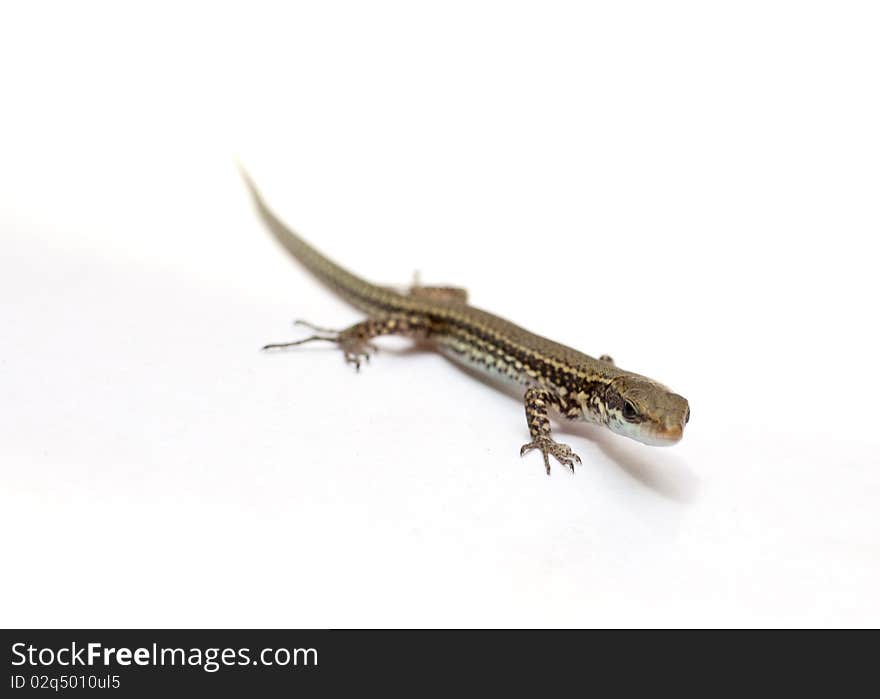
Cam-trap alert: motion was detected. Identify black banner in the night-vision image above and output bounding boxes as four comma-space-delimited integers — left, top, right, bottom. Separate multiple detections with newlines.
0, 629, 870, 695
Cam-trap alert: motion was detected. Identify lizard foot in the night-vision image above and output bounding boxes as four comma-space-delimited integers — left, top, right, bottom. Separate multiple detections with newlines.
520, 436, 582, 475
263, 319, 378, 371
339, 338, 378, 371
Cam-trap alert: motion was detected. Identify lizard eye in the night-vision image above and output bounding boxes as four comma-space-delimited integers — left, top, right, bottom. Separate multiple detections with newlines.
622, 401, 639, 421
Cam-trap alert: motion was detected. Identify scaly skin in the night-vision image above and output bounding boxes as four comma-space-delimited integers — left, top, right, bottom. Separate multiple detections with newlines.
244, 169, 690, 474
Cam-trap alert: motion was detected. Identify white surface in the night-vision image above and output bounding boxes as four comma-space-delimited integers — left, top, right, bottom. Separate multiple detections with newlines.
1, 1, 878, 628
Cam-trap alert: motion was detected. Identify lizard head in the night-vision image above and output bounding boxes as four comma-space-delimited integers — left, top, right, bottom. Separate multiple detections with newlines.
602, 375, 690, 446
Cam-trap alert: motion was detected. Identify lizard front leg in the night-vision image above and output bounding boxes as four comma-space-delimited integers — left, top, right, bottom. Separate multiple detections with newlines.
263, 314, 432, 370
519, 387, 582, 475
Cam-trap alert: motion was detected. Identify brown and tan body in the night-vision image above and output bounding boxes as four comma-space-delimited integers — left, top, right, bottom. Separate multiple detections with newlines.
244, 171, 690, 473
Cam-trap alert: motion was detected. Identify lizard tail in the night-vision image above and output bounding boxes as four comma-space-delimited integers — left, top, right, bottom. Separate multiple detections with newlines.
238, 163, 389, 312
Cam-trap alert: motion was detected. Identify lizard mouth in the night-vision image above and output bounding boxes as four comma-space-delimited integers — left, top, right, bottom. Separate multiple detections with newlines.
658, 425, 683, 444
646, 423, 684, 445
608, 418, 684, 446
628, 422, 684, 446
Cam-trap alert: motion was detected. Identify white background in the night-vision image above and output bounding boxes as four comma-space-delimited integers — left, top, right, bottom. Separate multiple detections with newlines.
1, 1, 878, 628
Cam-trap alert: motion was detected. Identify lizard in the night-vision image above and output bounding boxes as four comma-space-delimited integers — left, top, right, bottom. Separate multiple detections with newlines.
242, 170, 690, 474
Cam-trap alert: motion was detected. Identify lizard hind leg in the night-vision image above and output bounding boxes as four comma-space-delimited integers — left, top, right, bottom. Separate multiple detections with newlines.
408, 285, 469, 304
382, 271, 469, 303
519, 387, 582, 475
263, 314, 431, 371
409, 270, 468, 303
263, 319, 379, 370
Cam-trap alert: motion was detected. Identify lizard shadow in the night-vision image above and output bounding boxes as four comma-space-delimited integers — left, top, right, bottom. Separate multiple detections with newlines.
381, 343, 699, 503
553, 420, 699, 503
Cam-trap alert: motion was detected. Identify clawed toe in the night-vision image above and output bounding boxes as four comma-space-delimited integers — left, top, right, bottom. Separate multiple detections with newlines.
342, 344, 374, 371
266, 317, 383, 372
520, 437, 582, 475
